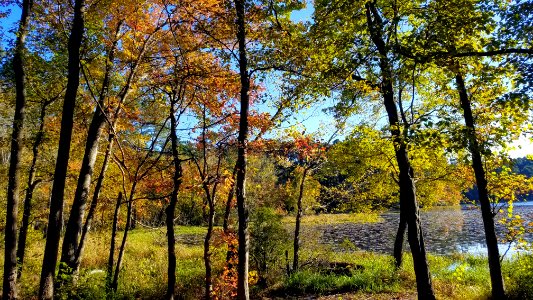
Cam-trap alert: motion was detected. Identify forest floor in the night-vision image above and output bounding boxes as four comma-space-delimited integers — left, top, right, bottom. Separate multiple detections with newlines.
1, 213, 531, 299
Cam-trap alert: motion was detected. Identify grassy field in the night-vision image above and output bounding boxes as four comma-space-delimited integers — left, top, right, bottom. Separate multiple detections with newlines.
282, 212, 382, 225
1, 214, 532, 299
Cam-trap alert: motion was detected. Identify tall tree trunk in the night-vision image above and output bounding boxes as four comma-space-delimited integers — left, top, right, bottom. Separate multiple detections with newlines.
107, 192, 122, 290
365, 3, 435, 299
455, 71, 506, 299
292, 167, 308, 272
17, 98, 49, 278
234, 0, 250, 298
74, 133, 115, 273
60, 34, 119, 281
393, 213, 407, 268
38, 0, 84, 297
166, 96, 183, 300
3, 0, 33, 297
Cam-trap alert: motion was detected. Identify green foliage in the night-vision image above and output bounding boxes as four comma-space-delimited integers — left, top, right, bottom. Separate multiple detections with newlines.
249, 207, 290, 285
317, 126, 468, 211
505, 254, 533, 299
279, 252, 400, 295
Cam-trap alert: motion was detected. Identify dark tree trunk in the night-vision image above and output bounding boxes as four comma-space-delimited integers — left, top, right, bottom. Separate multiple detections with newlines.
38, 0, 84, 298
17, 98, 49, 278
60, 35, 118, 281
397, 147, 435, 300
393, 213, 407, 268
223, 164, 238, 234
455, 71, 506, 299
292, 167, 308, 272
130, 206, 138, 230
365, 3, 435, 299
234, 0, 250, 298
203, 199, 215, 300
107, 192, 122, 290
166, 95, 183, 300
3, 0, 32, 297
112, 190, 134, 292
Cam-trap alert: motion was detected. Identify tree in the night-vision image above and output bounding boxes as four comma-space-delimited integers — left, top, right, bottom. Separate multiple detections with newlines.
59, 1, 165, 280
233, 0, 251, 298
37, 0, 85, 297
307, 1, 436, 297
3, 0, 33, 297
17, 94, 59, 277
392, 1, 532, 296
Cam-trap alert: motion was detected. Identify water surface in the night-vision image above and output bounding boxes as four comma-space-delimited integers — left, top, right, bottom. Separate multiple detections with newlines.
317, 202, 533, 256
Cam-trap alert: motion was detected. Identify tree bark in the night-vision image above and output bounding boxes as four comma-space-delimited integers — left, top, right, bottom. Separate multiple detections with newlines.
3, 0, 33, 297
74, 132, 115, 273
166, 95, 183, 300
234, 0, 250, 298
393, 213, 407, 268
59, 32, 118, 281
17, 100, 48, 278
106, 192, 121, 290
292, 167, 308, 272
203, 199, 215, 300
365, 3, 435, 299
455, 71, 506, 299
112, 189, 134, 292
38, 0, 85, 295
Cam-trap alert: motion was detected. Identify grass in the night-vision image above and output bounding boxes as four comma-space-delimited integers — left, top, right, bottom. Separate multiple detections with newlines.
271, 246, 532, 300
279, 253, 400, 296
2, 224, 533, 299
6, 226, 217, 299
282, 212, 382, 225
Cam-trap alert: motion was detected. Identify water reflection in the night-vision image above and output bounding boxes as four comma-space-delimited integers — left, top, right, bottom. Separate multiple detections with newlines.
318, 203, 533, 255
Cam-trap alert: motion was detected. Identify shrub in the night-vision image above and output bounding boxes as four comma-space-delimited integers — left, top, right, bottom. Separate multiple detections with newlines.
249, 207, 290, 286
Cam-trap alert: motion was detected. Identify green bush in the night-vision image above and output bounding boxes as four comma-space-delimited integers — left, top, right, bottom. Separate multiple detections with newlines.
505, 253, 533, 299
250, 207, 290, 285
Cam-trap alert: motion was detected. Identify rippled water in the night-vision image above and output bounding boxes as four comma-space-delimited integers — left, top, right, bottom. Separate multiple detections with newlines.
317, 202, 533, 255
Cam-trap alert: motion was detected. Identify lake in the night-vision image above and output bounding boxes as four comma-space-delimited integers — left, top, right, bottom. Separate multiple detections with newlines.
317, 202, 533, 256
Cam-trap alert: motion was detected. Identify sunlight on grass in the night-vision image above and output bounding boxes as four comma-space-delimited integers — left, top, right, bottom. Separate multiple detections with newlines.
282, 213, 382, 225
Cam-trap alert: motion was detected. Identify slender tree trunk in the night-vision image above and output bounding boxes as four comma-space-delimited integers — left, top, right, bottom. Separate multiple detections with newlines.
107, 192, 122, 290
365, 3, 435, 299
166, 96, 183, 300
17, 99, 48, 278
60, 35, 119, 281
292, 167, 308, 272
74, 134, 115, 273
130, 206, 138, 230
397, 148, 434, 300
223, 164, 238, 234
38, 0, 84, 297
165, 198, 178, 300
455, 71, 506, 299
3, 0, 33, 297
393, 213, 407, 268
234, 0, 250, 298
112, 191, 134, 292
204, 200, 215, 300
